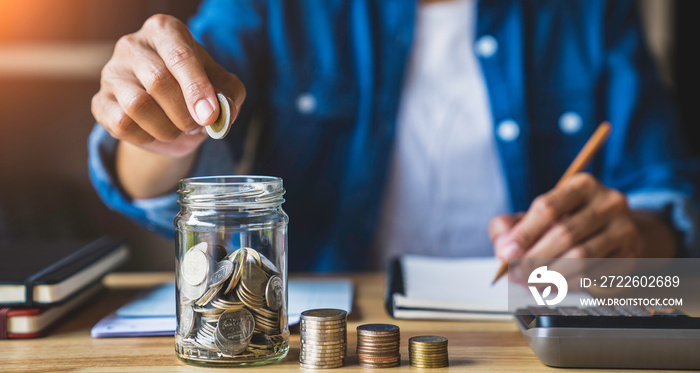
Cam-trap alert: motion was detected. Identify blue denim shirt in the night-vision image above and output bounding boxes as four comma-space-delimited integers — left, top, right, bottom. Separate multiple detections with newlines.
89, 0, 700, 271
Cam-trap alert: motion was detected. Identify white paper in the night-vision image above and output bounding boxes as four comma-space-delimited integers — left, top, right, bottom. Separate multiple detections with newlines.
402, 255, 508, 309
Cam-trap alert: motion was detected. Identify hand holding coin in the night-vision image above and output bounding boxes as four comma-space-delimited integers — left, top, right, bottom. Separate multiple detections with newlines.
92, 14, 245, 158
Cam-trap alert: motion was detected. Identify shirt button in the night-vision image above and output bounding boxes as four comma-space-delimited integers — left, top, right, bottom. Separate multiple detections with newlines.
497, 119, 520, 142
558, 111, 583, 134
296, 93, 317, 114
475, 35, 498, 58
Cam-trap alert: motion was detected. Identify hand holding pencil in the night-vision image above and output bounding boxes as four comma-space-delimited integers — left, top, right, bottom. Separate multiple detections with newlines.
489, 121, 658, 283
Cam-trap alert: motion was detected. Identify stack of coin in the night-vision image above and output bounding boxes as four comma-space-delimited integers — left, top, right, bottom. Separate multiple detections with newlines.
408, 336, 449, 368
177, 243, 288, 359
299, 309, 348, 369
356, 324, 401, 368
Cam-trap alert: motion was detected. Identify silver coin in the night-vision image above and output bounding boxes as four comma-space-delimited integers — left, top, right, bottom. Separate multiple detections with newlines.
241, 262, 268, 296
191, 241, 208, 253
213, 244, 227, 261
301, 339, 347, 346
299, 347, 347, 356
299, 354, 346, 361
206, 93, 233, 140
224, 253, 244, 294
178, 304, 194, 337
299, 357, 346, 364
300, 309, 347, 321
210, 259, 234, 288
259, 254, 281, 275
301, 323, 347, 330
215, 327, 247, 356
180, 293, 195, 306
182, 249, 209, 286
195, 284, 220, 306
299, 361, 344, 369
300, 343, 347, 351
242, 247, 262, 266
181, 278, 208, 301
265, 275, 284, 311
300, 330, 348, 338
215, 308, 255, 355
357, 323, 399, 334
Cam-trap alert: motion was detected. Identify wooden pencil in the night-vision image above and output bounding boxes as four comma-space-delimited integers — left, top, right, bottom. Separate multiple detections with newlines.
491, 121, 612, 285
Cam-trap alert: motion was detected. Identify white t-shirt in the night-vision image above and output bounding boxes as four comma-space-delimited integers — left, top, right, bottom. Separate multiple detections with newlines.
374, 0, 510, 266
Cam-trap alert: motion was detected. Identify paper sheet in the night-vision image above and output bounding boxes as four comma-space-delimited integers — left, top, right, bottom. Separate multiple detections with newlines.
401, 255, 508, 311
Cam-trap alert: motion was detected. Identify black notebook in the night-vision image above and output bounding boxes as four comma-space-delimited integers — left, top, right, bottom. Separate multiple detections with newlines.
0, 237, 129, 307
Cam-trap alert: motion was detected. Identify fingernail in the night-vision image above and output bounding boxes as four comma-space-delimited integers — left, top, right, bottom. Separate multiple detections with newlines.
495, 235, 508, 249
194, 99, 214, 124
503, 242, 522, 258
186, 127, 203, 135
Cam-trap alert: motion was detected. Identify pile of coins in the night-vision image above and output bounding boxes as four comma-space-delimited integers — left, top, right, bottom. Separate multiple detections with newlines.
409, 336, 449, 368
178, 242, 287, 359
356, 324, 401, 368
299, 309, 348, 369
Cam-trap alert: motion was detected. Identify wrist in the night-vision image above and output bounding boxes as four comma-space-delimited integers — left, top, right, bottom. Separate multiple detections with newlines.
116, 141, 198, 199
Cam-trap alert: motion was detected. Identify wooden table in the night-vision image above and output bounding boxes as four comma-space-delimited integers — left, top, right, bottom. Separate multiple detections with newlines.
1, 272, 674, 372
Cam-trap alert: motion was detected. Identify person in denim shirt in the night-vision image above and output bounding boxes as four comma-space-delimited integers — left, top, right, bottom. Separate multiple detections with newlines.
89, 0, 699, 271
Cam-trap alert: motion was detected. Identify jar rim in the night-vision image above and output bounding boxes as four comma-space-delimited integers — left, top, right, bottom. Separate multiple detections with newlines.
178, 175, 285, 209
182, 175, 282, 186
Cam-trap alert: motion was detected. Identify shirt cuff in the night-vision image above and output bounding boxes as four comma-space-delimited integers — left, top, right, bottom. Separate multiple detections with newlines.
87, 124, 237, 237
627, 190, 700, 258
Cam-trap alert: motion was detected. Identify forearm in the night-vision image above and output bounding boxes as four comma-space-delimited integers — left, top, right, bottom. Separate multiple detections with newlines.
632, 210, 679, 258
116, 141, 197, 199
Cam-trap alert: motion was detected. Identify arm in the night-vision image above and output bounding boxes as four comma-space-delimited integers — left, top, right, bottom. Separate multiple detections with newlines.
91, 14, 246, 200
115, 141, 198, 199
490, 0, 699, 259
89, 0, 267, 235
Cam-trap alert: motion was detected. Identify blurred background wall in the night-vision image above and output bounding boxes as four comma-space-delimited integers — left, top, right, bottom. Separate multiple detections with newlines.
0, 0, 696, 271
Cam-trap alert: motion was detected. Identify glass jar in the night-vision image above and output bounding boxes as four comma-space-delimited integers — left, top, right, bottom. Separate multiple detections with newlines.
174, 176, 289, 366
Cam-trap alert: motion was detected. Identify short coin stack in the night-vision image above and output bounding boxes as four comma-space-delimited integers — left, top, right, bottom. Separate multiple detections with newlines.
356, 324, 401, 368
408, 336, 449, 368
299, 309, 348, 369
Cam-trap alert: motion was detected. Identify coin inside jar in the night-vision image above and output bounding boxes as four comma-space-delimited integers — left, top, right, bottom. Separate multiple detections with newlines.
265, 275, 283, 311
178, 304, 195, 337
215, 308, 255, 356
182, 249, 209, 286
241, 262, 268, 296
206, 92, 234, 139
210, 259, 234, 288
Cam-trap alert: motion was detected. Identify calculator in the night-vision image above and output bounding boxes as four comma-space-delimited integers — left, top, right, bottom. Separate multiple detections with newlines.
515, 306, 700, 369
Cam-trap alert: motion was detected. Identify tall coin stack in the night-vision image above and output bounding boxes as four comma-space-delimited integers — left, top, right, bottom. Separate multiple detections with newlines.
408, 336, 449, 368
356, 324, 401, 368
299, 309, 348, 369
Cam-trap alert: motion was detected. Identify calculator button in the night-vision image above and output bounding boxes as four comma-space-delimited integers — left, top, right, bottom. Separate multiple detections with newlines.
557, 307, 590, 316
586, 307, 614, 316
527, 306, 559, 316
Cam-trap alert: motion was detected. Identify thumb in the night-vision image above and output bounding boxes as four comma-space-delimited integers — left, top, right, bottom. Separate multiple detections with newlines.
205, 60, 246, 126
